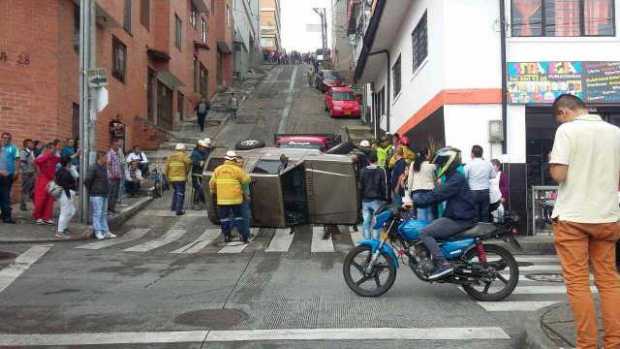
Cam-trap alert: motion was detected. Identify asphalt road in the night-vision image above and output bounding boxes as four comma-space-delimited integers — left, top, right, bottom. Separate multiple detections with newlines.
0, 65, 568, 348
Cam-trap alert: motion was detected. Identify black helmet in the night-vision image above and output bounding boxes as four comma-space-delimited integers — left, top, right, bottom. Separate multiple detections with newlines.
432, 147, 462, 178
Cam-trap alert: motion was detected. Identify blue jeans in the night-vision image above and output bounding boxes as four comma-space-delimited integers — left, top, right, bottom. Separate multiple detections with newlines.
417, 207, 434, 222
90, 196, 109, 234
171, 181, 186, 214
218, 205, 245, 239
362, 200, 384, 240
239, 200, 252, 239
0, 175, 13, 222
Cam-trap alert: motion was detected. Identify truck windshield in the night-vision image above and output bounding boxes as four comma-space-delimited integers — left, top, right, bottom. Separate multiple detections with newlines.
332, 92, 354, 101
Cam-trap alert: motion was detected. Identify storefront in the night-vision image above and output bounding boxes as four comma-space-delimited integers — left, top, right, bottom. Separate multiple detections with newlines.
508, 61, 620, 233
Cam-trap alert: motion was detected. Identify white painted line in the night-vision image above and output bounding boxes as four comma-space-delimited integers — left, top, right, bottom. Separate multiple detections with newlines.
76, 228, 150, 250
170, 229, 221, 254
515, 255, 559, 263
520, 264, 562, 272
141, 210, 204, 217
124, 229, 187, 252
277, 65, 298, 134
218, 229, 259, 254
515, 274, 593, 282
205, 327, 510, 341
0, 245, 52, 293
350, 231, 363, 246
0, 327, 510, 346
265, 228, 294, 252
311, 226, 335, 253
478, 301, 561, 312
512, 285, 597, 295
0, 331, 208, 346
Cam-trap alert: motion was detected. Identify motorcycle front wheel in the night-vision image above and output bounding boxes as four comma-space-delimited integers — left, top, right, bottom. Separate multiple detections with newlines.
462, 244, 519, 302
343, 245, 397, 297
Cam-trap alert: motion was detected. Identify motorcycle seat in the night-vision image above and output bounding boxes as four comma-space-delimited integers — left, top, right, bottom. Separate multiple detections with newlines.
448, 223, 498, 241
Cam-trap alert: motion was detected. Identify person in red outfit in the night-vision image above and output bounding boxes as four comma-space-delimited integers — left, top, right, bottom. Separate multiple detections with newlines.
33, 143, 59, 225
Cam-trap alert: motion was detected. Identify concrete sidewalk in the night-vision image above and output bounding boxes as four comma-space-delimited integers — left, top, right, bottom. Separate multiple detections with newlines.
524, 301, 607, 349
0, 196, 152, 243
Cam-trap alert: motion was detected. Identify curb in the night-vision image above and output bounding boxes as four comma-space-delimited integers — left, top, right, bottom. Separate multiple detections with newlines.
0, 197, 153, 244
523, 303, 568, 349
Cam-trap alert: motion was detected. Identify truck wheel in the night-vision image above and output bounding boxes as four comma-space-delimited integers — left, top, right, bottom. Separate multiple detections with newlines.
235, 139, 266, 150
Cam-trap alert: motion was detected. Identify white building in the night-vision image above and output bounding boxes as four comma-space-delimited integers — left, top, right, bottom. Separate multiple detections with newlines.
351, 0, 620, 233
233, 0, 261, 80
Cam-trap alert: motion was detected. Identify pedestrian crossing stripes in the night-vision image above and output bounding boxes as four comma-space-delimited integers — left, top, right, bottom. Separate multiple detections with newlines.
76, 228, 150, 250
0, 245, 51, 294
170, 229, 220, 254
477, 301, 561, 312
218, 229, 259, 254
265, 229, 295, 253
311, 226, 334, 253
124, 229, 187, 252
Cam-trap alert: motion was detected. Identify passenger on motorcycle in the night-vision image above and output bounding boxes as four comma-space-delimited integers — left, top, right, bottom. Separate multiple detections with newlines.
402, 147, 476, 280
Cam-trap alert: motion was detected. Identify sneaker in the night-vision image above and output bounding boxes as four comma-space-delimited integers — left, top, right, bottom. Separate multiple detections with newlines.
176, 211, 185, 216
428, 262, 454, 281
43, 220, 55, 225
95, 231, 106, 240
104, 232, 117, 239
35, 219, 45, 225
55, 232, 70, 240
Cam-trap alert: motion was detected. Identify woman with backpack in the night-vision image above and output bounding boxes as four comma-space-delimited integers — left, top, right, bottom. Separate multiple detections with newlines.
55, 156, 77, 239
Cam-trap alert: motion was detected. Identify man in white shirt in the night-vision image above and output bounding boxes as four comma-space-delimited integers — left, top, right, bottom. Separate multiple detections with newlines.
464, 145, 496, 222
126, 146, 149, 176
549, 94, 620, 349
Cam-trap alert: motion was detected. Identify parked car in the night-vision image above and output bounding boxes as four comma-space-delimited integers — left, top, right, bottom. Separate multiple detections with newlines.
202, 147, 360, 228
274, 134, 342, 152
315, 70, 344, 92
324, 86, 362, 118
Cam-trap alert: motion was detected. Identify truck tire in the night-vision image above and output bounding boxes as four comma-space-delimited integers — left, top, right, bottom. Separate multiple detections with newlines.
235, 139, 266, 150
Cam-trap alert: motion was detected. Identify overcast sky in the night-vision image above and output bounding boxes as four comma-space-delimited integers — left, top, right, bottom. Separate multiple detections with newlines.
281, 0, 332, 53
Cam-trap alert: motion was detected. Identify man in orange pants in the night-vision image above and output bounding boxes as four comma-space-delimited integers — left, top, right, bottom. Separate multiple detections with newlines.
33, 144, 59, 225
549, 94, 620, 349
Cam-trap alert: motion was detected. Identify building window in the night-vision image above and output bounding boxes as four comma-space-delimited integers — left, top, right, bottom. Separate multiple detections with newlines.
226, 4, 231, 26
511, 0, 615, 37
123, 0, 132, 33
190, 3, 198, 28
392, 55, 402, 98
199, 63, 208, 98
73, 4, 80, 52
201, 18, 208, 43
175, 15, 182, 50
140, 0, 150, 30
193, 56, 199, 93
72, 103, 79, 139
177, 92, 185, 120
411, 12, 428, 73
147, 68, 155, 121
112, 36, 127, 82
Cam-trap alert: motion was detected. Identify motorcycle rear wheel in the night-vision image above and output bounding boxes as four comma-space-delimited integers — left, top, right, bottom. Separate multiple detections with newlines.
343, 245, 397, 297
462, 244, 519, 302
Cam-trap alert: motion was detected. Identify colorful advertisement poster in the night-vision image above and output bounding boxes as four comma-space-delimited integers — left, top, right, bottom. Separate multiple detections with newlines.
508, 61, 620, 104
507, 62, 584, 104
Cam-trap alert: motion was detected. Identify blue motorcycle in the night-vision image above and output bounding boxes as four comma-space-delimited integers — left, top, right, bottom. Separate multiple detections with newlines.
343, 206, 521, 301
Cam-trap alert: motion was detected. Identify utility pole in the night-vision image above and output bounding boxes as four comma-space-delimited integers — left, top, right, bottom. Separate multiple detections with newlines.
78, 0, 97, 223
313, 7, 327, 56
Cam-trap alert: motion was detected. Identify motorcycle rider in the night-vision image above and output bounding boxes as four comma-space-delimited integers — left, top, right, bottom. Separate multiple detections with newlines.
403, 147, 476, 280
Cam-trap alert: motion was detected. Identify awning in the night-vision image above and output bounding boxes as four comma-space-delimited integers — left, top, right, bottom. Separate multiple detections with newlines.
156, 71, 185, 90
193, 41, 210, 50
147, 48, 171, 61
217, 41, 232, 54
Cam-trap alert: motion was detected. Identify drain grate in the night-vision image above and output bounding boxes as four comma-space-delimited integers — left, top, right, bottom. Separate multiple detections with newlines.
174, 309, 248, 330
0, 250, 17, 262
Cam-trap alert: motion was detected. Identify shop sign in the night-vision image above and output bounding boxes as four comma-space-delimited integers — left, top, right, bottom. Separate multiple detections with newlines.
507, 61, 620, 105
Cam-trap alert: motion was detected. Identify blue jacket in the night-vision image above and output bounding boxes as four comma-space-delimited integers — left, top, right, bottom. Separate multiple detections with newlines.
413, 171, 476, 222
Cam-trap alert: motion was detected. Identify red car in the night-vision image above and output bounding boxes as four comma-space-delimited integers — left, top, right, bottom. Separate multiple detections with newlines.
274, 134, 342, 152
324, 86, 361, 118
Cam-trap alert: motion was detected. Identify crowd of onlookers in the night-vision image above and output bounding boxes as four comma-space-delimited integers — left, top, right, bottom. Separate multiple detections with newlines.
352, 133, 508, 241
264, 50, 317, 66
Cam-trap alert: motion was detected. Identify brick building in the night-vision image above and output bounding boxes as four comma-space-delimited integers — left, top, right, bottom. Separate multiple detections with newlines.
0, 0, 234, 152
259, 0, 281, 51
